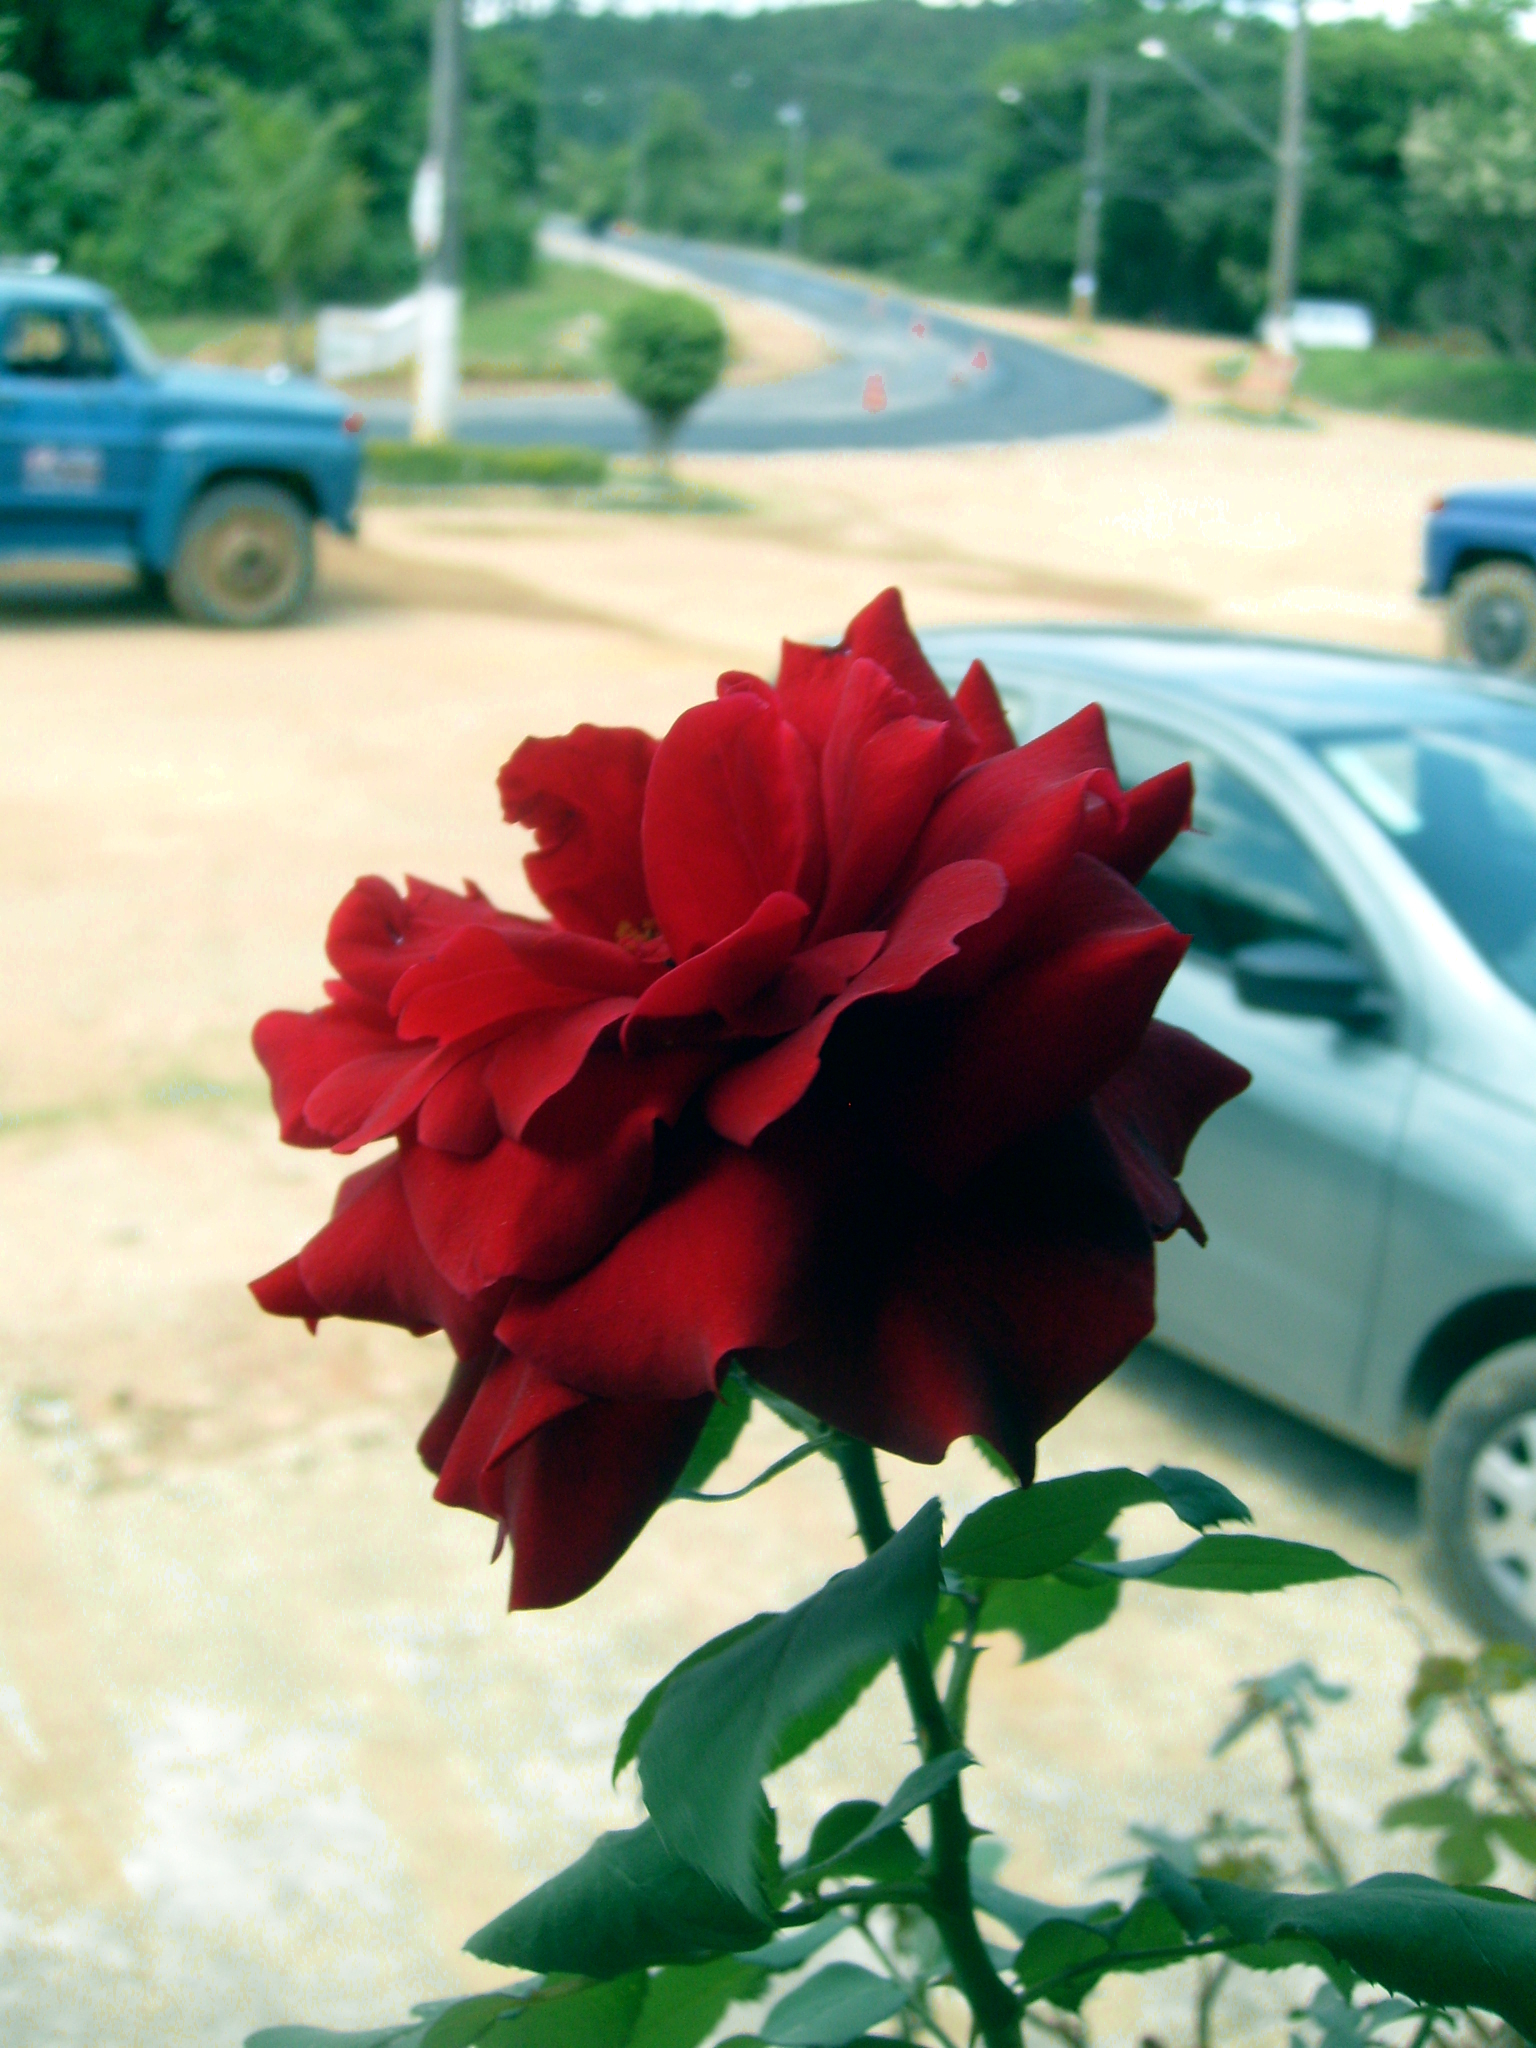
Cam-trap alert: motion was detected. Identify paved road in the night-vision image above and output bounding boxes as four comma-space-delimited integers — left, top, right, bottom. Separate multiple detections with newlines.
368, 233, 1166, 454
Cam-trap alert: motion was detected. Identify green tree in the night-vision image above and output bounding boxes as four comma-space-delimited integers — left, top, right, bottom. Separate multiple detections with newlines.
216, 86, 368, 358
637, 86, 717, 233
604, 289, 727, 464
1405, 29, 1536, 354
463, 29, 541, 291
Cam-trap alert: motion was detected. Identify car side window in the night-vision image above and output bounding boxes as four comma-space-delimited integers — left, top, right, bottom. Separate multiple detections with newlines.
1107, 713, 1358, 960
1, 305, 120, 379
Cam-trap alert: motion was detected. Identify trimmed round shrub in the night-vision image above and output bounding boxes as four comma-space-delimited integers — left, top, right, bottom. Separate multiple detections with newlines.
603, 290, 727, 450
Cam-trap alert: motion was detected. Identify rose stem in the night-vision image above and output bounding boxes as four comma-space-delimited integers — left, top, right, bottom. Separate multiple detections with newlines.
831, 1436, 1023, 2048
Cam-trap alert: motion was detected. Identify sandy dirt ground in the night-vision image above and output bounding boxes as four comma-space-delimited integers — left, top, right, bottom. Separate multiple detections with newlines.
4, 329, 1535, 2048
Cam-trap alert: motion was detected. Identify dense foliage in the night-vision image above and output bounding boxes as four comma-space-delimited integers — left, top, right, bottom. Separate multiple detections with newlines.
532, 0, 1536, 347
0, 0, 539, 314
12, 0, 1536, 354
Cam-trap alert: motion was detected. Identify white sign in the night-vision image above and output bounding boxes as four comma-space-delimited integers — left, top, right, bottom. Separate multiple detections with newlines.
315, 295, 421, 380
1284, 300, 1376, 352
23, 444, 102, 492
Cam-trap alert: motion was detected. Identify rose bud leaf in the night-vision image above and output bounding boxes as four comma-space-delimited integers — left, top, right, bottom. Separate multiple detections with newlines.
1146, 1464, 1253, 1532
670, 1372, 755, 1498
943, 1467, 1171, 1581
638, 1500, 942, 1909
465, 1819, 772, 1978
761, 1962, 909, 2045
973, 1547, 1122, 1662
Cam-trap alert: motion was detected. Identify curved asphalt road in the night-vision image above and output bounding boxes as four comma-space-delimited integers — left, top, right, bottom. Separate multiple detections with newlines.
369, 232, 1166, 454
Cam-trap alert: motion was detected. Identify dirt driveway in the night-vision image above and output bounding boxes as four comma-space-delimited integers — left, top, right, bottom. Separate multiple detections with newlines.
3, 358, 1532, 2047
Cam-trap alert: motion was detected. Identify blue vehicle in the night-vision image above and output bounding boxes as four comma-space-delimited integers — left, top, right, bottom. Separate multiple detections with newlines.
1424, 484, 1536, 676
0, 265, 363, 625
925, 624, 1536, 1645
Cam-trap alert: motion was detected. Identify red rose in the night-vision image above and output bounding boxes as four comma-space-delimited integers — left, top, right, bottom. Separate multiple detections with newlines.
252, 590, 1246, 1608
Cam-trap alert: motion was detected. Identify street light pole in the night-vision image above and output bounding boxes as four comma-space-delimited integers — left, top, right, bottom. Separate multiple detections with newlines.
1263, 0, 1309, 352
777, 102, 806, 254
1071, 63, 1110, 325
412, 0, 463, 444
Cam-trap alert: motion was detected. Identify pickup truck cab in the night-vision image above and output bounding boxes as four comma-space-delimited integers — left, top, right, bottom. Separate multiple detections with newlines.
0, 267, 363, 625
1424, 484, 1536, 678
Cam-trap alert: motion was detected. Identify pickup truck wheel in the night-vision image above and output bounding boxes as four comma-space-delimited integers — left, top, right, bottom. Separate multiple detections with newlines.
168, 481, 313, 627
1446, 559, 1536, 674
1424, 1342, 1536, 1647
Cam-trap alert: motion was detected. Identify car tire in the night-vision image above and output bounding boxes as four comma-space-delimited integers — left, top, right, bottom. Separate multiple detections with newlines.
1424, 1341, 1536, 1647
1445, 559, 1536, 675
168, 480, 313, 628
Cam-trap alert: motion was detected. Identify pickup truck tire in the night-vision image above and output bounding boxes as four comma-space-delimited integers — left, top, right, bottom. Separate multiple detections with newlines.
168, 480, 314, 627
1423, 1341, 1536, 1647
1446, 559, 1536, 675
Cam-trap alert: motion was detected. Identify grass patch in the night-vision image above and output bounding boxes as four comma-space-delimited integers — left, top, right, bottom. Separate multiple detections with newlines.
140, 259, 664, 384
365, 441, 607, 488
1297, 346, 1536, 433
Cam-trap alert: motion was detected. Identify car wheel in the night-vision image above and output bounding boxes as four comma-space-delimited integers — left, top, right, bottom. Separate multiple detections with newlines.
1446, 560, 1536, 675
168, 480, 313, 627
1424, 1342, 1536, 1647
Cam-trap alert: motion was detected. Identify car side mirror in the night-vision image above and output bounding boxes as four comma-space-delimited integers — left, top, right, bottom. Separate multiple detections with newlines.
1231, 939, 1387, 1026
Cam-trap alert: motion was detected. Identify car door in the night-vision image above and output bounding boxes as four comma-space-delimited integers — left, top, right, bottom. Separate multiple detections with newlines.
0, 302, 154, 557
1105, 713, 1421, 1435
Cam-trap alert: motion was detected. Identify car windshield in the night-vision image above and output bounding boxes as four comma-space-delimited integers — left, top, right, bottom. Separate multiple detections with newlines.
108, 302, 159, 374
1307, 715, 1536, 1007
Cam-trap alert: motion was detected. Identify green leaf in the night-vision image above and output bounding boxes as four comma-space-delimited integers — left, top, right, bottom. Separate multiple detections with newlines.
769, 1654, 890, 1776
761, 1963, 908, 2045
627, 1958, 768, 2048
976, 1563, 1119, 1662
943, 1470, 1166, 1580
465, 1822, 771, 1978
421, 1996, 527, 2048
799, 1752, 970, 1879
639, 1501, 942, 1909
792, 1801, 921, 1887
613, 1616, 776, 1784
1192, 1872, 1536, 2036
247, 2033, 422, 2048
1089, 1536, 1385, 1593
1147, 1466, 1252, 1531
1490, 1815, 1536, 1866
481, 1976, 646, 2048
1018, 1899, 1195, 2010
736, 1914, 855, 1973
672, 1375, 754, 1496
1381, 1788, 1478, 1831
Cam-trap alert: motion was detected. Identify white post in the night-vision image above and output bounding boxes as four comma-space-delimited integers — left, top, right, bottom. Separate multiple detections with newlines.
412, 0, 463, 445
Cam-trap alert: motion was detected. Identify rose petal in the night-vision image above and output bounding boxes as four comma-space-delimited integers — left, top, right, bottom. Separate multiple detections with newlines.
625, 891, 808, 1044
811, 658, 969, 941
485, 995, 637, 1140
253, 1156, 506, 1358
498, 724, 657, 940
642, 692, 825, 961
706, 858, 1007, 1147
907, 857, 1189, 1189
1092, 1019, 1250, 1241
493, 1142, 816, 1403
327, 875, 516, 1004
953, 660, 1017, 760
253, 998, 399, 1147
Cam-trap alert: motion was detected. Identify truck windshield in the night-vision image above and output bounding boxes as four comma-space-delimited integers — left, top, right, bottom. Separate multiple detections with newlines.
1308, 716, 1536, 1008
109, 304, 159, 375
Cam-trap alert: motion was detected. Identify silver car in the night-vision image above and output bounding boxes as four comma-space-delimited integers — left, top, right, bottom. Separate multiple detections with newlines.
923, 625, 1536, 1647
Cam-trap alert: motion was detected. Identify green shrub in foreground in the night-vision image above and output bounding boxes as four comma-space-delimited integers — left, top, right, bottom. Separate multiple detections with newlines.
364, 442, 607, 488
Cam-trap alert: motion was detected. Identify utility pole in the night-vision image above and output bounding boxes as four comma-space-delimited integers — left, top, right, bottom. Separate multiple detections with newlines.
1071, 63, 1110, 325
1263, 0, 1309, 352
411, 0, 463, 444
777, 102, 807, 254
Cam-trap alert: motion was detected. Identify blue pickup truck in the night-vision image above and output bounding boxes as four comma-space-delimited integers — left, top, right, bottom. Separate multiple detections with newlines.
0, 266, 363, 626
1424, 484, 1536, 676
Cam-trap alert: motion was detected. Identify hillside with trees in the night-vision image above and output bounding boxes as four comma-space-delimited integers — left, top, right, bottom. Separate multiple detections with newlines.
6, 0, 1536, 355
